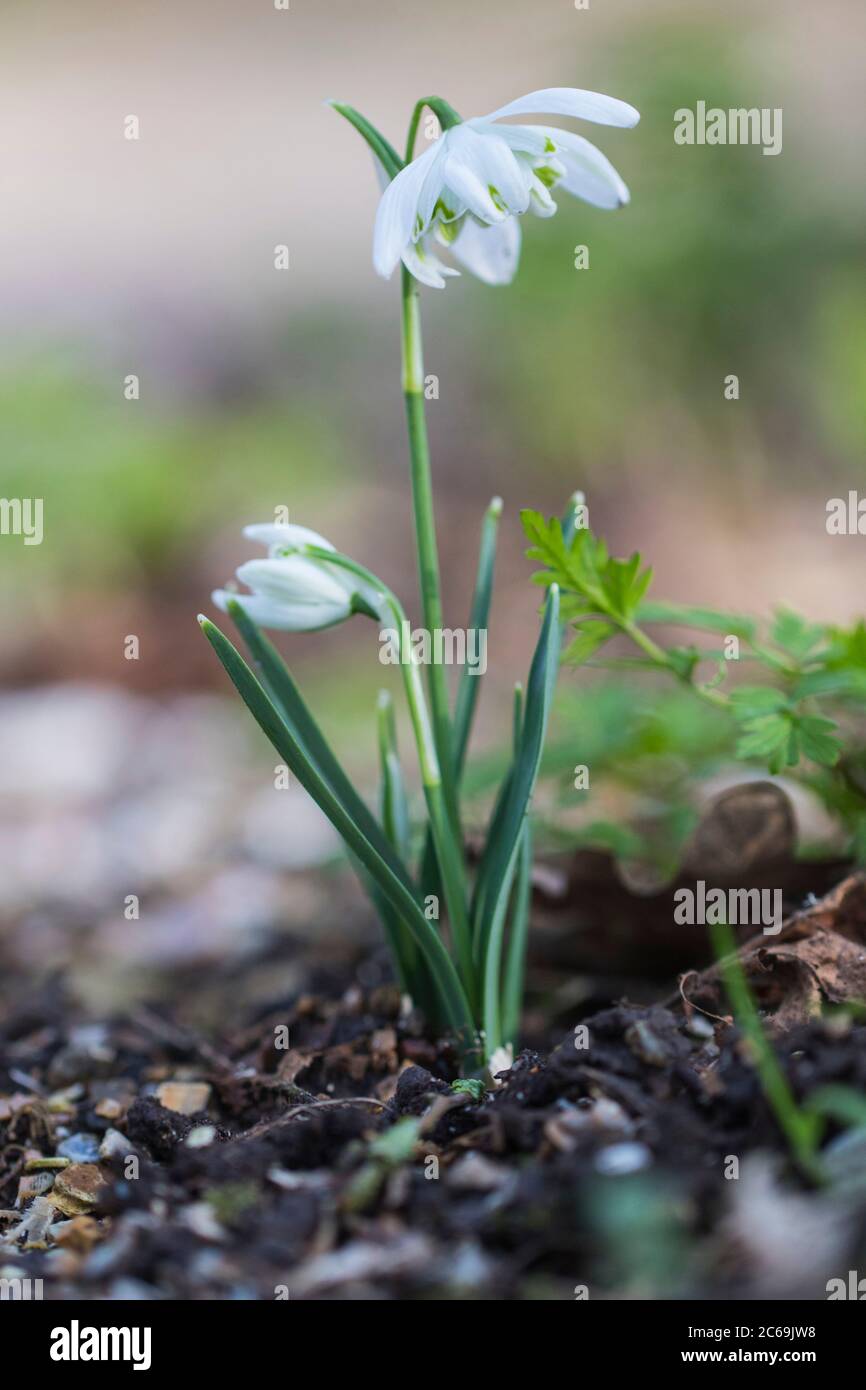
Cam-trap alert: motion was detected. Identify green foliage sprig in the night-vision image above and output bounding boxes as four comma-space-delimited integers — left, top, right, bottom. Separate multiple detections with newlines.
523, 509, 866, 854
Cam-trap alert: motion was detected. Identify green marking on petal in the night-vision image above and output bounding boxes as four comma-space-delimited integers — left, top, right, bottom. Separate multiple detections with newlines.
437, 218, 461, 245
434, 198, 459, 223
534, 165, 560, 190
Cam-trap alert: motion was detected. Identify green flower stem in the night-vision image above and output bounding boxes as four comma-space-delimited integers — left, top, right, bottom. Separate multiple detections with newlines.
453, 496, 502, 777
621, 618, 730, 709
384, 593, 476, 1009
404, 96, 462, 163
400, 268, 463, 841
399, 101, 465, 875
305, 544, 476, 1008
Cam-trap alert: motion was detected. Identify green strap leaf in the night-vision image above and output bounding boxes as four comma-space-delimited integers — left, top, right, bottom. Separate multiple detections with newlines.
199, 615, 476, 1052
453, 496, 502, 777
227, 600, 414, 896
502, 817, 532, 1050
502, 684, 532, 1048
420, 497, 501, 901
328, 101, 403, 181
229, 601, 433, 1000
377, 690, 411, 862
474, 586, 561, 1054
372, 690, 434, 1006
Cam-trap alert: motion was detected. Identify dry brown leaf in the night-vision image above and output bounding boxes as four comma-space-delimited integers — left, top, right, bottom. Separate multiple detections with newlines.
675, 873, 866, 1034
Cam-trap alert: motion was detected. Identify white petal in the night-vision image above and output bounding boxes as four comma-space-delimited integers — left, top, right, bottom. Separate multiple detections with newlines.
446, 217, 521, 286
373, 142, 441, 279
485, 87, 640, 129
442, 130, 510, 224
527, 176, 558, 217
445, 124, 529, 215
416, 139, 453, 229
212, 589, 349, 632
470, 119, 550, 158
542, 126, 630, 208
237, 556, 354, 607
402, 236, 460, 290
243, 523, 336, 554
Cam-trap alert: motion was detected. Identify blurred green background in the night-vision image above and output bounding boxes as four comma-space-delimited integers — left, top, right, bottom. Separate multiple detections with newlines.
2, 0, 864, 792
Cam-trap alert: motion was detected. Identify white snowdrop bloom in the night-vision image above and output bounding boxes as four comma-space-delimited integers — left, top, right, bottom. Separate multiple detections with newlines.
374, 87, 639, 289
212, 524, 382, 632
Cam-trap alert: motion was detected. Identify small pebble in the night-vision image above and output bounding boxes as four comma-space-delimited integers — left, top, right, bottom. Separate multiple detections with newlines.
155, 1081, 211, 1116
57, 1132, 101, 1164
181, 1202, 225, 1241
447, 1151, 508, 1193
51, 1163, 110, 1216
594, 1141, 653, 1176
185, 1125, 216, 1149
99, 1128, 132, 1162
52, 1214, 103, 1254
94, 1097, 124, 1121
686, 1014, 716, 1040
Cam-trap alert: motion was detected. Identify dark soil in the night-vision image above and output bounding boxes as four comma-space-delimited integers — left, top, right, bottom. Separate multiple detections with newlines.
4, 876, 866, 1300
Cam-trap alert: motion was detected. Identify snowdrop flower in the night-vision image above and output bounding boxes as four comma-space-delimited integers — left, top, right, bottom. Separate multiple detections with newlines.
374, 87, 639, 289
212, 524, 382, 632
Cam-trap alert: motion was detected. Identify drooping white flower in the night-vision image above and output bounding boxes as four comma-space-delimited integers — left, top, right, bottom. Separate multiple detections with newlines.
212, 523, 382, 632
374, 87, 639, 289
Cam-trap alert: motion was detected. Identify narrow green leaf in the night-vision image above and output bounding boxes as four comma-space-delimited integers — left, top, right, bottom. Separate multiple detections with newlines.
420, 496, 501, 902
377, 690, 411, 861
453, 496, 502, 777
371, 690, 443, 1013
230, 601, 433, 1003
474, 586, 561, 1054
199, 615, 476, 1052
328, 101, 403, 180
502, 684, 532, 1049
502, 821, 532, 1049
228, 600, 414, 895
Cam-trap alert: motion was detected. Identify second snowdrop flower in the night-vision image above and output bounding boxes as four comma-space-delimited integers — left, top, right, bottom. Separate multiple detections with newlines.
212, 524, 383, 633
